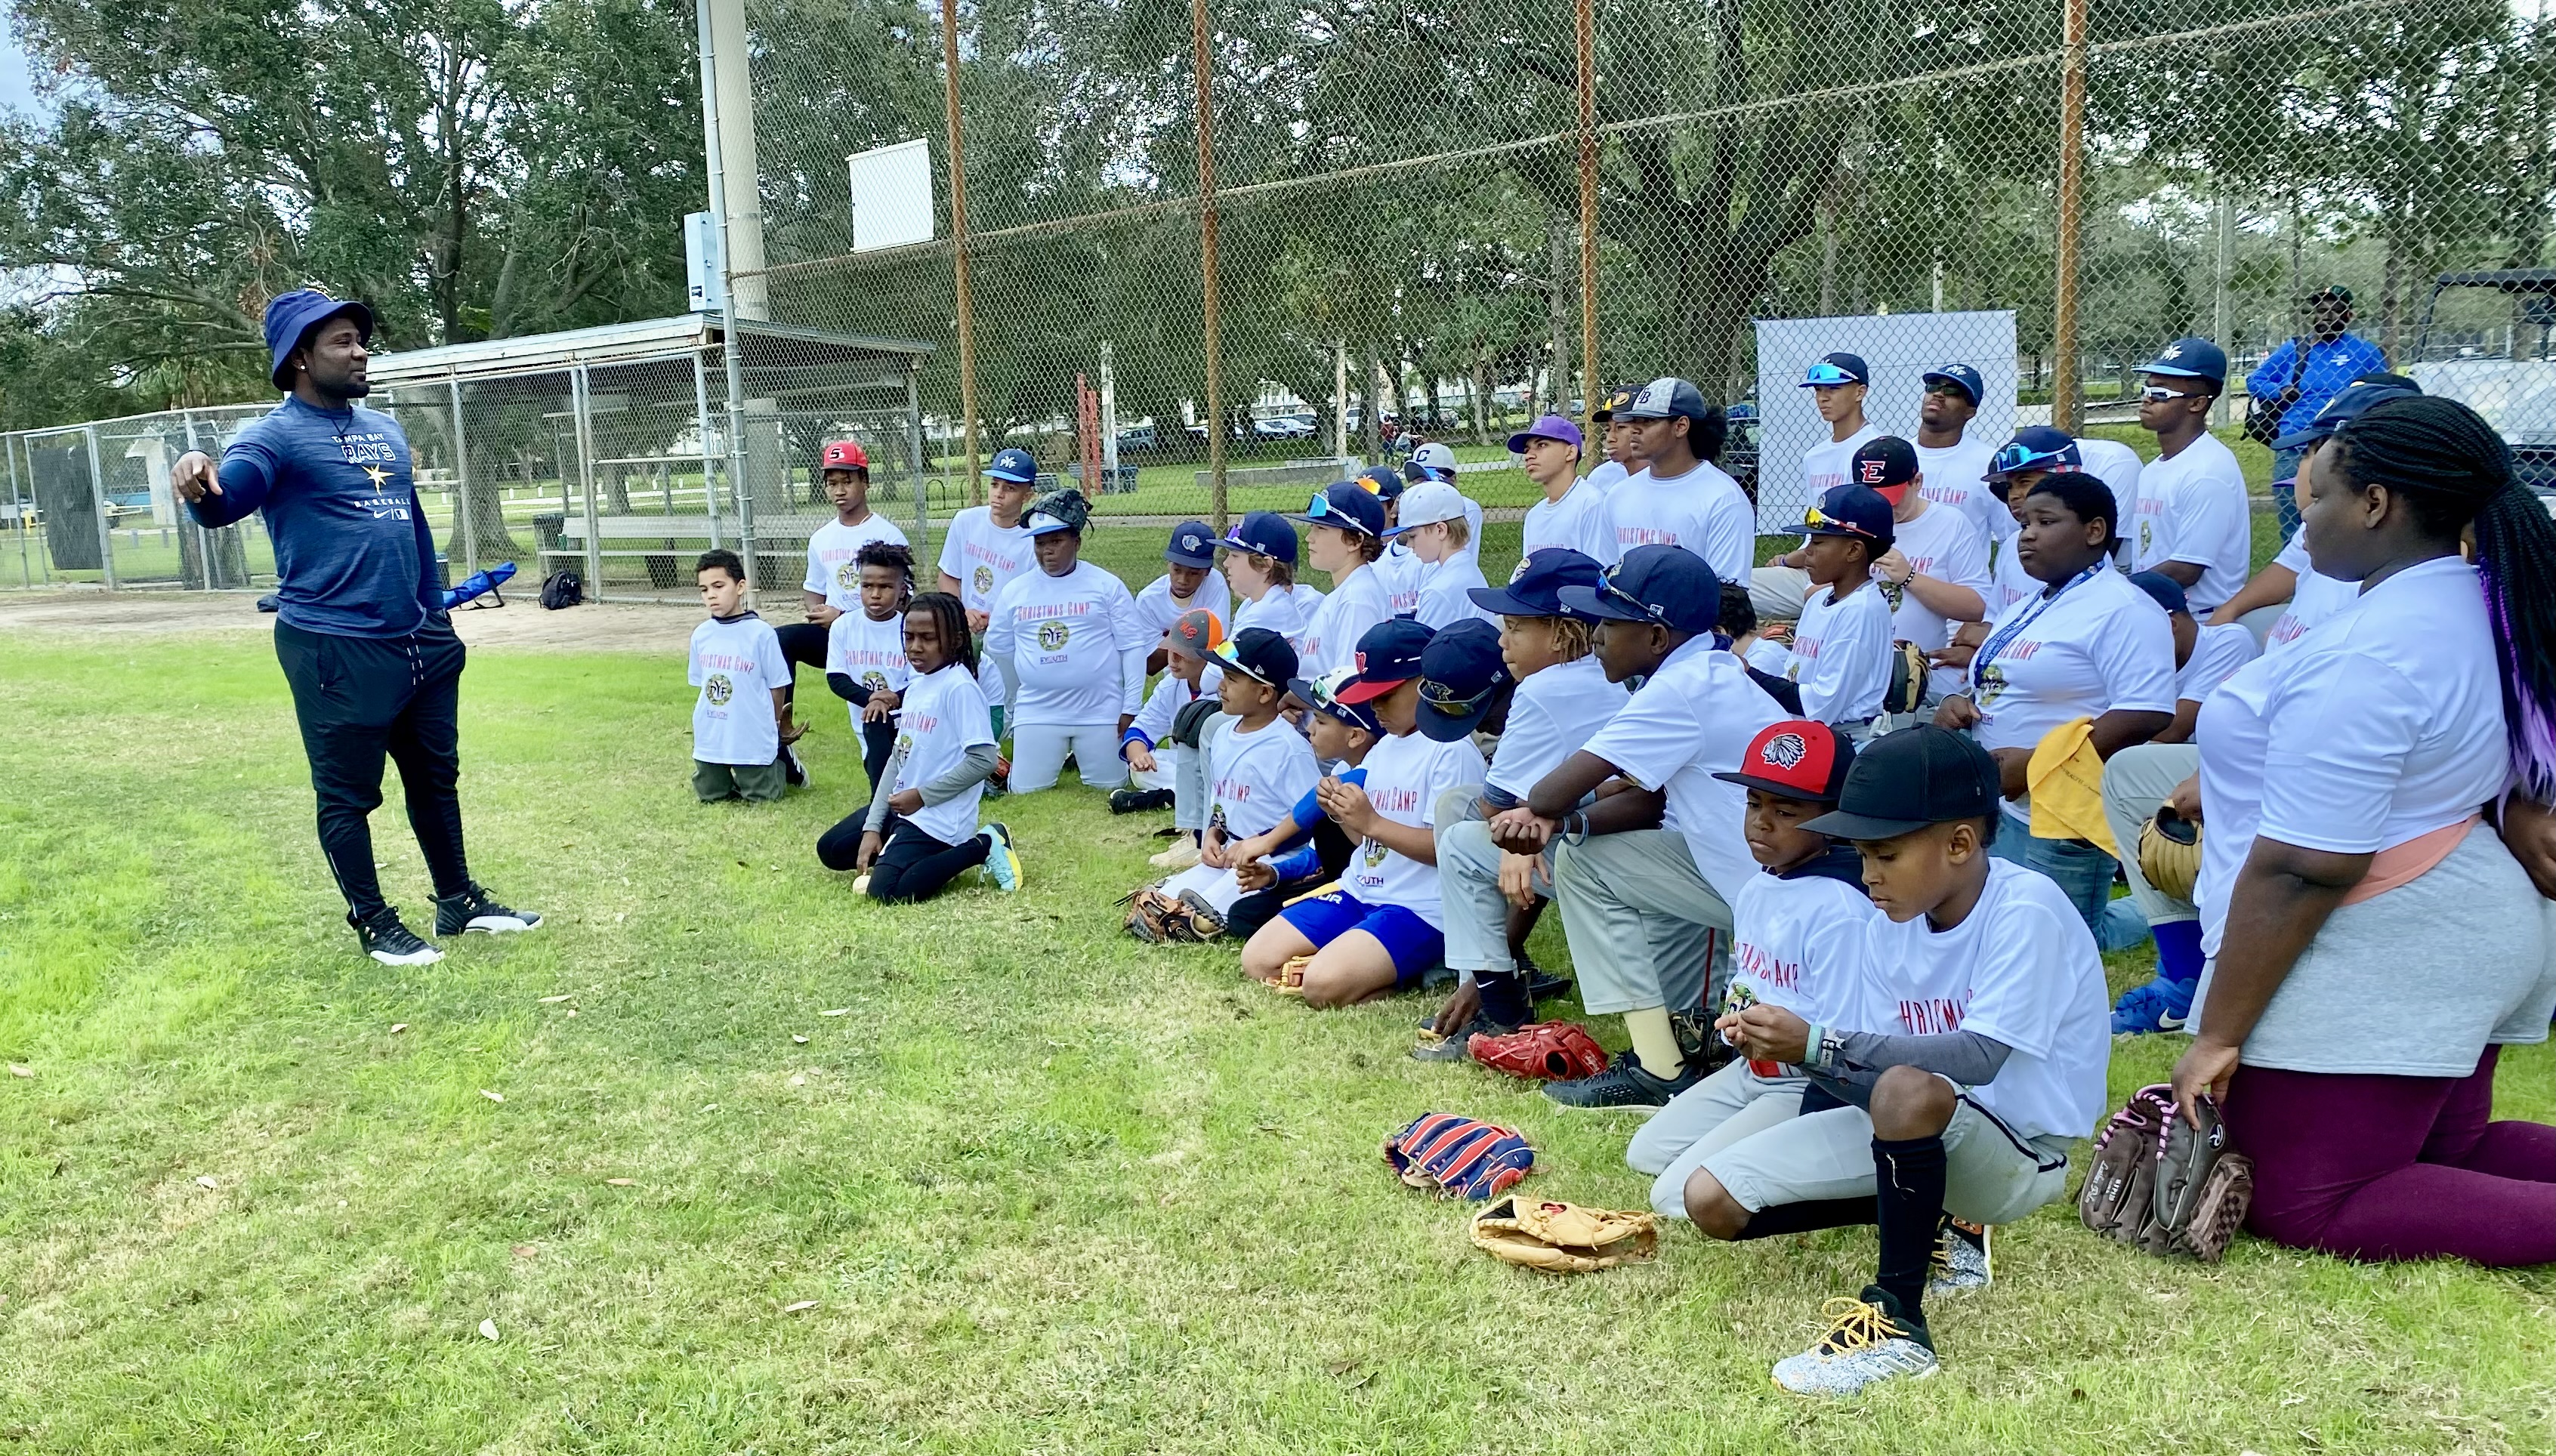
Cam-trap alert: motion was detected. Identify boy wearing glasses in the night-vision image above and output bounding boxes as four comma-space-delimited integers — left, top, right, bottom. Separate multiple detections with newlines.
1753, 353, 1883, 622
2130, 337, 2249, 614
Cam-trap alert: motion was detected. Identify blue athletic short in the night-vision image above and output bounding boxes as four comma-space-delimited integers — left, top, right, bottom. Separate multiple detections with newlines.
1279, 888, 1444, 988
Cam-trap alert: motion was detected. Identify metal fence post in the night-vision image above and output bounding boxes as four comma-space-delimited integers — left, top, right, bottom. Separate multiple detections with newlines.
940, 0, 983, 502
449, 376, 480, 576
693, 347, 723, 551
906, 362, 928, 541
85, 424, 116, 590
5, 432, 29, 588
1575, 0, 1599, 418
1191, 0, 1227, 531
698, 0, 761, 604
572, 364, 605, 600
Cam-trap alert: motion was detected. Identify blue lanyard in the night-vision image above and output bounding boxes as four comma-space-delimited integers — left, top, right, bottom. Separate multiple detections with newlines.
1972, 563, 2104, 693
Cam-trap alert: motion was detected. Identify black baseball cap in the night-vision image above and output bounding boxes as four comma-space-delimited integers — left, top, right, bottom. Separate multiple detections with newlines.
1712, 719, 1857, 803
1470, 547, 1604, 619
1555, 544, 1724, 634
1800, 353, 1870, 388
1619, 377, 1711, 422
1213, 626, 1298, 688
2127, 570, 2189, 618
1415, 619, 1514, 742
1850, 436, 1919, 495
1334, 617, 1436, 705
1801, 726, 2001, 841
1591, 386, 1640, 424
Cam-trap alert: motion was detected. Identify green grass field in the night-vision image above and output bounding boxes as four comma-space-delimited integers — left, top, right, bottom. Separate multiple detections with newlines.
4, 631, 2554, 1452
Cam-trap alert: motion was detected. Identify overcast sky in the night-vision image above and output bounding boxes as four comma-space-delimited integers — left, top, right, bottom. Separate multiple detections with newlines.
0, 15, 42, 119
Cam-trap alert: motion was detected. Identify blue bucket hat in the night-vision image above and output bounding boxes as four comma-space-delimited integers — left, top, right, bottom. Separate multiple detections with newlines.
264, 289, 375, 391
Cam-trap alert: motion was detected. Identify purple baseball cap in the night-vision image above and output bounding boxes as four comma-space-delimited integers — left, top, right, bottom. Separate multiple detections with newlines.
1507, 414, 1584, 455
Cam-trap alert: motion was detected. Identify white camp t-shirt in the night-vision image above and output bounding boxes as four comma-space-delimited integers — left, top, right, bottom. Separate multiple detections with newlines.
1914, 436, 2005, 544
1344, 729, 1487, 928
1783, 580, 1894, 725
1374, 543, 1423, 617
2262, 529, 2357, 659
823, 609, 912, 721
2176, 620, 2258, 705
2074, 437, 2143, 553
1609, 461, 1756, 584
889, 663, 998, 846
1233, 583, 1320, 647
1206, 715, 1321, 841
1486, 655, 1630, 801
1802, 423, 1884, 504
2131, 433, 2250, 612
688, 612, 789, 766
1848, 859, 2110, 1143
1134, 569, 1233, 642
803, 515, 911, 615
1520, 481, 1617, 568
1299, 563, 1394, 680
985, 561, 1148, 726
1580, 637, 1787, 905
1882, 500, 1992, 699
1968, 566, 2177, 816
1731, 868, 1878, 1029
1584, 458, 1631, 494
1412, 554, 1493, 630
1986, 529, 2039, 613
2194, 556, 2506, 957
937, 505, 1034, 706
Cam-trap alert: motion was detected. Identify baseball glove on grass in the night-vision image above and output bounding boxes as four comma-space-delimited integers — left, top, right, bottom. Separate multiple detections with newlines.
1471, 1196, 1658, 1272
1469, 1022, 1610, 1081
1384, 1112, 1534, 1200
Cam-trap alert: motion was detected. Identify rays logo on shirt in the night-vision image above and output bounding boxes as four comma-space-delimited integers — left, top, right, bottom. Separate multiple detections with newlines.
1036, 619, 1071, 652
835, 559, 862, 590
972, 564, 995, 597
1361, 838, 1388, 868
704, 673, 733, 706
1878, 576, 1906, 611
894, 730, 914, 757
1760, 732, 1807, 770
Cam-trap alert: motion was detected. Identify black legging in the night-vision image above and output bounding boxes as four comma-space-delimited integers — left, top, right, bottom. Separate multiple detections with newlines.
813, 719, 906, 871
773, 620, 828, 703
864, 823, 990, 903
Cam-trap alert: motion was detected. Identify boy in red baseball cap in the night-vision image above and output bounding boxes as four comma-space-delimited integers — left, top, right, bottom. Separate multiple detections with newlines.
775, 440, 912, 763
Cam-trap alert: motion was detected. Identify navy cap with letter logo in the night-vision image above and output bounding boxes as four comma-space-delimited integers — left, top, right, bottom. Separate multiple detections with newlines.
1165, 520, 1217, 567
1218, 510, 1300, 564
1333, 617, 1437, 705
2269, 374, 2422, 452
1801, 725, 2001, 841
1921, 363, 1984, 406
1554, 544, 1724, 634
1619, 377, 1711, 422
1212, 625, 1298, 688
1285, 482, 1387, 538
2127, 570, 2190, 618
985, 446, 1039, 484
1469, 546, 1603, 619
1414, 619, 1514, 742
1590, 386, 1640, 424
1804, 483, 1897, 549
1287, 665, 1382, 736
1799, 352, 1870, 388
1712, 719, 1857, 803
1984, 425, 2084, 482
2140, 337, 2228, 385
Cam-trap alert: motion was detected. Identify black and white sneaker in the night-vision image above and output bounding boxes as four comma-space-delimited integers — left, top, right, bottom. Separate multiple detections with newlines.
780, 742, 809, 788
1542, 1050, 1699, 1110
1110, 786, 1176, 815
434, 884, 545, 936
351, 907, 443, 966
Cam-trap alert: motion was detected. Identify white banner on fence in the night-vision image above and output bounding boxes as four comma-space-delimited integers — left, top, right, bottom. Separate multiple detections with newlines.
1752, 311, 2017, 532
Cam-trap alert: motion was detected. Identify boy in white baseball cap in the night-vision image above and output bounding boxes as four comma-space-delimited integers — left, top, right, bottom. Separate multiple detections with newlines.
1388, 479, 1493, 630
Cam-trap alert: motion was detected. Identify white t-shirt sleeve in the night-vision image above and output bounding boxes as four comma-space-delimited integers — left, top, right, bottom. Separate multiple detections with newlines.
2274, 526, 2311, 575
1582, 680, 1699, 791
803, 542, 828, 597
754, 622, 789, 685
2091, 594, 2179, 715
983, 578, 1019, 663
1792, 590, 1891, 723
2165, 467, 2246, 572
824, 613, 852, 676
1931, 516, 1992, 594
1950, 896, 2081, 1062
1426, 739, 1486, 826
2257, 656, 2430, 855
687, 628, 707, 687
936, 520, 966, 582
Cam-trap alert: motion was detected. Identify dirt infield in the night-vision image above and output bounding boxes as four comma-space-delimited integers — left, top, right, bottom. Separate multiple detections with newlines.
0, 588, 715, 653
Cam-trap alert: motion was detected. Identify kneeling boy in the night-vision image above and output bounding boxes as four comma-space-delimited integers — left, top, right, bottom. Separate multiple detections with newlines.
1129, 628, 1315, 939
1702, 726, 2109, 1396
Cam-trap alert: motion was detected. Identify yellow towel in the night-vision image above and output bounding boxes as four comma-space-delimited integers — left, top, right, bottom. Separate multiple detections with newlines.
2026, 716, 2119, 857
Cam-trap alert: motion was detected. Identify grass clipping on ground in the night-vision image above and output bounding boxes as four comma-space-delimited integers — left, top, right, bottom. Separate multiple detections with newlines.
0, 634, 2551, 1454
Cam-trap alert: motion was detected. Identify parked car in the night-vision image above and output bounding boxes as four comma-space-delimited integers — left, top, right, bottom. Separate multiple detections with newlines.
1117, 423, 1159, 452
1722, 402, 1761, 506
1252, 415, 1316, 440
2409, 267, 2556, 514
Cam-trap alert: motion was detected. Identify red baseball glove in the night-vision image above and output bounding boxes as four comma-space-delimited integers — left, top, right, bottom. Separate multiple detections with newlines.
1470, 1021, 1609, 1081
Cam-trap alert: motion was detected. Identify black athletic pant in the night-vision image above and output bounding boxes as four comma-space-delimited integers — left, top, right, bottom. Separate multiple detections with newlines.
275, 618, 472, 921
813, 719, 906, 871
1221, 819, 1357, 941
866, 823, 989, 903
773, 621, 828, 702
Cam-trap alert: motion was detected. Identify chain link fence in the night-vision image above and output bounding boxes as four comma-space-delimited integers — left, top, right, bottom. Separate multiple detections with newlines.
722, 0, 2556, 581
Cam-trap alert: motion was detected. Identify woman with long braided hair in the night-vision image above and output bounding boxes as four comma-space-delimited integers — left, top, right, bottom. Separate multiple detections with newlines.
2172, 394, 2556, 1264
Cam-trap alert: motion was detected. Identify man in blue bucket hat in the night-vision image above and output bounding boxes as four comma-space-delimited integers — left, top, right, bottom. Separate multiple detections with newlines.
170, 289, 542, 967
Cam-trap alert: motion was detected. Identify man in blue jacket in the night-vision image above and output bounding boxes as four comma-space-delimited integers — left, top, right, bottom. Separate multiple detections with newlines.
2243, 285, 2386, 533
171, 289, 541, 966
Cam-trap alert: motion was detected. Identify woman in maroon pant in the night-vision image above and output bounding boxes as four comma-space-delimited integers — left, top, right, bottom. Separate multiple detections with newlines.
2175, 395, 2556, 1264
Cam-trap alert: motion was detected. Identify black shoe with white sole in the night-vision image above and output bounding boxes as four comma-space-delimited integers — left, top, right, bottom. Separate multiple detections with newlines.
434, 884, 545, 936
351, 907, 443, 966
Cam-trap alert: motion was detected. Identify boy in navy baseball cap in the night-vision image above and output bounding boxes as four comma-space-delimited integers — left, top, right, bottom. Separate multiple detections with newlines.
1136, 519, 1233, 674
1414, 618, 1514, 742
1219, 510, 1298, 565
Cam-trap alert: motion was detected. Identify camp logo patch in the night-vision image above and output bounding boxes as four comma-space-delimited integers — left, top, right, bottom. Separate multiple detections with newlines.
1036, 619, 1071, 652
861, 670, 888, 691
835, 559, 862, 590
972, 563, 994, 597
1361, 838, 1389, 868
703, 673, 733, 706
894, 730, 914, 757
1759, 731, 1807, 770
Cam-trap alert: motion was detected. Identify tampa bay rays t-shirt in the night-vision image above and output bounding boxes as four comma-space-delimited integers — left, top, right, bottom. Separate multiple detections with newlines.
824, 609, 911, 718
1845, 859, 2110, 1143
803, 515, 911, 615
196, 396, 441, 637
891, 663, 998, 846
986, 560, 1150, 726
1344, 729, 1486, 928
689, 612, 789, 765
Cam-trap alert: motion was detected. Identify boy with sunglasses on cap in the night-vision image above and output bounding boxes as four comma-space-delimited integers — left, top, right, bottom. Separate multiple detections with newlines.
1773, 483, 1897, 736
1221, 666, 1384, 941
1858, 436, 1990, 708
1239, 619, 1486, 1007
1751, 353, 1883, 622
1134, 520, 1233, 675
2132, 337, 2249, 615
1489, 546, 1788, 1109
1288, 481, 1396, 680
1126, 628, 1316, 942
1419, 553, 1640, 1051
1707, 726, 2109, 1396
1628, 717, 1874, 1220
1912, 366, 2005, 546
